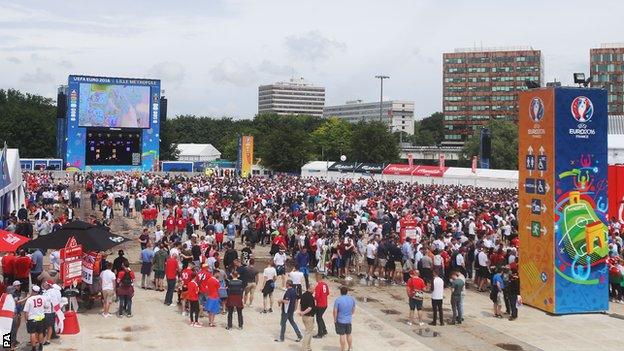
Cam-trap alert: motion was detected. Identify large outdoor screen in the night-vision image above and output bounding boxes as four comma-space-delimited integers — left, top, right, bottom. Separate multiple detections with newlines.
78, 83, 151, 128
85, 129, 142, 166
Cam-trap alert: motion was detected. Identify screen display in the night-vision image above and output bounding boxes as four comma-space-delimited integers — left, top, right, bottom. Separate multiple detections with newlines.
78, 83, 151, 128
85, 129, 142, 166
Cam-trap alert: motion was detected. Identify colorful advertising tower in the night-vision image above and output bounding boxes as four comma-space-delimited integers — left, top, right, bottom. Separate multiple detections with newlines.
518, 87, 608, 314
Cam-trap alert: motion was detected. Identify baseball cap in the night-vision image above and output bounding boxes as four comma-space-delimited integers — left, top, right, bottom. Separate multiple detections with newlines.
32, 285, 41, 292
12, 281, 21, 286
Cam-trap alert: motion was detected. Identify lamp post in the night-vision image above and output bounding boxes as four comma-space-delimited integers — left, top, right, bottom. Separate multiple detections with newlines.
375, 75, 390, 122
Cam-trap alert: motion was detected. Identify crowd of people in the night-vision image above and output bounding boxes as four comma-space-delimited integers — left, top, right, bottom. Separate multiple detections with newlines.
6, 169, 624, 350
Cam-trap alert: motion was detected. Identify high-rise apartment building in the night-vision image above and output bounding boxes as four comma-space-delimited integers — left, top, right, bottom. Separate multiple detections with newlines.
258, 77, 325, 117
323, 100, 415, 134
442, 47, 543, 145
590, 44, 624, 114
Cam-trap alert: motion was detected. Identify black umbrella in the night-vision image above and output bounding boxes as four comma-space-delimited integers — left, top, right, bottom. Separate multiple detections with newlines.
22, 220, 132, 251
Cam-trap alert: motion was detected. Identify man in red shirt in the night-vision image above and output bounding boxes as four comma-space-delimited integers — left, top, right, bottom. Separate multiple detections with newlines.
164, 254, 179, 305
204, 272, 221, 327
1, 253, 16, 286
14, 250, 32, 293
186, 274, 201, 327
313, 276, 330, 338
165, 215, 175, 235
406, 270, 426, 326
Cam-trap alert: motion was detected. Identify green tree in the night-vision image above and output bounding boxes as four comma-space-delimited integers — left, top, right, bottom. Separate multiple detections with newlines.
460, 119, 518, 170
310, 117, 353, 161
256, 114, 315, 171
0, 89, 56, 158
412, 112, 444, 146
159, 119, 180, 160
350, 121, 399, 163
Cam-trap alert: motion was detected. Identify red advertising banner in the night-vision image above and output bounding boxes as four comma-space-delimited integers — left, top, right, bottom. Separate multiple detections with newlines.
413, 165, 448, 177
60, 237, 83, 287
81, 251, 99, 284
608, 165, 624, 222
382, 164, 417, 175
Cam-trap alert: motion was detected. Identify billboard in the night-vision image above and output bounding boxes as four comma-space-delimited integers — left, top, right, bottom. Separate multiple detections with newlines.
78, 83, 151, 128
239, 135, 254, 178
63, 75, 161, 171
518, 87, 608, 314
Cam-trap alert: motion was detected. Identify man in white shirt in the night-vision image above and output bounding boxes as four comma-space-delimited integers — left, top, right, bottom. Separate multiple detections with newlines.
262, 263, 278, 313
100, 262, 116, 317
42, 280, 61, 343
429, 271, 445, 326
23, 285, 48, 350
288, 268, 305, 296
154, 225, 164, 243
365, 239, 377, 279
273, 249, 288, 289
476, 248, 490, 292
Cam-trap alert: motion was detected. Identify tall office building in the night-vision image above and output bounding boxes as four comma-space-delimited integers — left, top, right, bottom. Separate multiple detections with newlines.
258, 77, 325, 117
323, 100, 415, 134
590, 44, 624, 114
442, 47, 543, 145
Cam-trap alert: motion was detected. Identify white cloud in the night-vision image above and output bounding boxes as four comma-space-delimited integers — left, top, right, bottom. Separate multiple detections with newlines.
6, 57, 21, 64
210, 59, 257, 87
284, 30, 346, 62
258, 60, 295, 76
148, 61, 185, 86
20, 67, 54, 84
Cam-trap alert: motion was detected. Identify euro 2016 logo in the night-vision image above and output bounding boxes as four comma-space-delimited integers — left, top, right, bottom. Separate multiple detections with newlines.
571, 96, 594, 122
529, 97, 544, 122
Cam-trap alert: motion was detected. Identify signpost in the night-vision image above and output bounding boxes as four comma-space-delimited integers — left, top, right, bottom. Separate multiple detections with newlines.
60, 237, 83, 287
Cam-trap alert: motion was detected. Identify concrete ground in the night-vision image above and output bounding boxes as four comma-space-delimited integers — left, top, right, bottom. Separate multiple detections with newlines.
23, 196, 624, 351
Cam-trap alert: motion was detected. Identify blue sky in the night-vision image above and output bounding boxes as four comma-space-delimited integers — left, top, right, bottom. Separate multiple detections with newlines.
1, 0, 622, 119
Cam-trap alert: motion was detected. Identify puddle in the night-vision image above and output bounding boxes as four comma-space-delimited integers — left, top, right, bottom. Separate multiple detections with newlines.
496, 344, 523, 351
123, 336, 133, 342
415, 328, 439, 337
390, 294, 404, 301
388, 340, 406, 346
380, 309, 401, 315
122, 325, 150, 332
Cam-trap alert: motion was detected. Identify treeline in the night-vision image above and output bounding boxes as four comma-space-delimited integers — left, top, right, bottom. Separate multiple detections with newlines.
0, 89, 57, 158
161, 114, 399, 172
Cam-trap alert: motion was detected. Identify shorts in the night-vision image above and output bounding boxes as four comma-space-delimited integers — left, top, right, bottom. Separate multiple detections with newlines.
102, 289, 115, 304
378, 258, 387, 267
477, 266, 489, 279
409, 298, 423, 311
496, 291, 504, 305
244, 283, 257, 295
385, 260, 396, 271
204, 297, 221, 314
26, 319, 45, 334
366, 258, 375, 266
335, 322, 352, 335
276, 265, 285, 276
154, 270, 165, 279
45, 313, 55, 328
262, 280, 275, 297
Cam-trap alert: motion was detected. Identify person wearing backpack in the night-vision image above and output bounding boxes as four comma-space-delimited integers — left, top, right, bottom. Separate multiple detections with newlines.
116, 261, 135, 317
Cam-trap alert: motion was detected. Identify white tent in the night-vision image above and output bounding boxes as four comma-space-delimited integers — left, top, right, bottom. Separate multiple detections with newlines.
301, 161, 334, 178
176, 144, 222, 162
0, 149, 26, 215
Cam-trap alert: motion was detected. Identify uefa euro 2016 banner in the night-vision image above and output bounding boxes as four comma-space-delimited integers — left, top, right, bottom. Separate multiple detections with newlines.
518, 87, 608, 314
237, 136, 254, 178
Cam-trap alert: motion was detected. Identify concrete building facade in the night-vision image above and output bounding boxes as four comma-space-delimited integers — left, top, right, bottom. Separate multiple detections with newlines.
590, 44, 624, 115
258, 77, 325, 117
442, 47, 543, 145
323, 100, 415, 134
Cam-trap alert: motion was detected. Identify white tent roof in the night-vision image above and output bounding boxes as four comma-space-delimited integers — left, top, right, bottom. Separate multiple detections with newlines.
176, 144, 221, 158
445, 167, 518, 179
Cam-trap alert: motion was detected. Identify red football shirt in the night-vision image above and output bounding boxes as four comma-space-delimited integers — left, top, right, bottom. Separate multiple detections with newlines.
206, 277, 220, 299
180, 268, 193, 286
314, 281, 330, 308
186, 280, 199, 301
14, 256, 31, 279
165, 257, 179, 280
407, 277, 426, 297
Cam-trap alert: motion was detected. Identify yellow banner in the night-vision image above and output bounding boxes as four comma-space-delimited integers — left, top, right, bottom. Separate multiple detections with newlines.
241, 135, 254, 178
